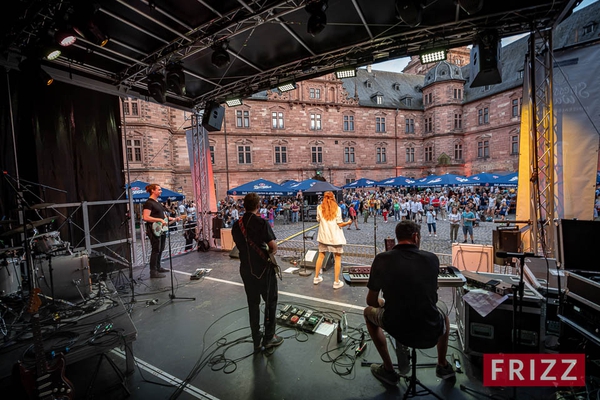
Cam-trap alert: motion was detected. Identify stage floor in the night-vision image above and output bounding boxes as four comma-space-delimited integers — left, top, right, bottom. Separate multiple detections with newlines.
0, 249, 560, 400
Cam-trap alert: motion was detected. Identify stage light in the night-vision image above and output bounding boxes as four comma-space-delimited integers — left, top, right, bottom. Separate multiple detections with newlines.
277, 81, 297, 92
74, 20, 109, 47
458, 0, 484, 15
419, 49, 447, 64
166, 62, 186, 95
211, 42, 230, 69
55, 29, 77, 47
44, 47, 61, 61
335, 67, 356, 79
305, 0, 328, 37
19, 58, 54, 86
225, 98, 243, 107
395, 0, 422, 27
147, 72, 166, 104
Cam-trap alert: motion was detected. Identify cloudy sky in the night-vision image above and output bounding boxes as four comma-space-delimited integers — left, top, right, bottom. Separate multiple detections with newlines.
371, 0, 597, 73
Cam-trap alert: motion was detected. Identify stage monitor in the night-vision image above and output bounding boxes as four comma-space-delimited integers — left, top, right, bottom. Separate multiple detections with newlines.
558, 219, 600, 272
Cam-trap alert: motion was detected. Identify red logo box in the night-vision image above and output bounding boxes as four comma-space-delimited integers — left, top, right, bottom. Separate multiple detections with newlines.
483, 354, 586, 387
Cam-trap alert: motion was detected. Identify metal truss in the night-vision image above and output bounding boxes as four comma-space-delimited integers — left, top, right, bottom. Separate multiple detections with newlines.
527, 30, 556, 257
189, 113, 212, 243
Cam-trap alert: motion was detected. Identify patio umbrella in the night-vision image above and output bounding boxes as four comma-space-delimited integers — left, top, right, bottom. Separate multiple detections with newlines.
127, 180, 185, 203
287, 179, 322, 191
226, 179, 296, 196
467, 172, 503, 187
493, 172, 518, 187
302, 181, 342, 194
418, 173, 470, 188
342, 178, 378, 189
377, 176, 416, 188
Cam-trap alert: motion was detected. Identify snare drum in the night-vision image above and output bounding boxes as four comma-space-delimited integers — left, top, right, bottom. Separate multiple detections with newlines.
0, 258, 22, 296
30, 231, 63, 254
39, 254, 91, 300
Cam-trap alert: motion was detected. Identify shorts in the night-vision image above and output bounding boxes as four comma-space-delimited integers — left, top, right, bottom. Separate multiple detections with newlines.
365, 300, 448, 337
462, 225, 473, 236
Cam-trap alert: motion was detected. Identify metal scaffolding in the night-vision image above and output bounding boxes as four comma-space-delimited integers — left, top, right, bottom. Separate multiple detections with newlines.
188, 113, 212, 244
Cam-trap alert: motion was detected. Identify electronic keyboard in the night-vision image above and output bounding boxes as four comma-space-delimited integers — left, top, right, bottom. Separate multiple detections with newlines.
343, 265, 466, 287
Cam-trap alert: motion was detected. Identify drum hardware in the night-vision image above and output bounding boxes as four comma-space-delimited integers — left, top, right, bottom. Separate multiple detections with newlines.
0, 217, 57, 237
24, 203, 55, 210
0, 257, 23, 296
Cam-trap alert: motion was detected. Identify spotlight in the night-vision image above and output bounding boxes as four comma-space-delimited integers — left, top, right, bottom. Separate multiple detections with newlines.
55, 29, 77, 47
44, 46, 61, 61
419, 49, 447, 64
277, 81, 297, 92
74, 20, 109, 47
395, 0, 422, 27
306, 0, 328, 36
166, 61, 186, 95
147, 72, 166, 104
19, 58, 54, 86
458, 0, 484, 15
211, 42, 230, 69
335, 67, 356, 79
225, 98, 243, 107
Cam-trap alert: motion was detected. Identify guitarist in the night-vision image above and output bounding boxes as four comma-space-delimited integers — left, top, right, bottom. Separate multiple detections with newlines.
231, 193, 282, 353
142, 184, 180, 278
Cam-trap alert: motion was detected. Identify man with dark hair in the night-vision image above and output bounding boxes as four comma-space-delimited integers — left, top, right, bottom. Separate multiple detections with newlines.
232, 193, 283, 353
363, 220, 454, 386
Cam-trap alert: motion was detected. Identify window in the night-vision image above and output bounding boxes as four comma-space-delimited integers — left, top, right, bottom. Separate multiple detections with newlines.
454, 113, 462, 129
406, 147, 415, 163
511, 135, 519, 154
376, 117, 386, 132
272, 112, 284, 129
425, 117, 433, 133
123, 102, 129, 115
404, 98, 412, 107
315, 89, 321, 99
405, 118, 414, 134
274, 146, 287, 164
477, 140, 489, 158
478, 107, 489, 125
126, 139, 142, 162
376, 94, 383, 105
483, 85, 491, 91
209, 145, 215, 164
424, 146, 433, 162
343, 115, 354, 131
394, 83, 401, 91
455, 58, 462, 65
376, 147, 386, 163
518, 69, 524, 79
310, 113, 322, 130
238, 145, 251, 164
309, 88, 315, 98
236, 110, 250, 128
453, 88, 462, 99
583, 23, 595, 35
511, 98, 522, 117
454, 144, 463, 160
366, 81, 373, 89
311, 146, 323, 163
344, 147, 355, 163
131, 101, 139, 115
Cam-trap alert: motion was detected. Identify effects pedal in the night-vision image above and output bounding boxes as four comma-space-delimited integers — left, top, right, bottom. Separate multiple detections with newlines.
281, 304, 291, 312
190, 268, 206, 280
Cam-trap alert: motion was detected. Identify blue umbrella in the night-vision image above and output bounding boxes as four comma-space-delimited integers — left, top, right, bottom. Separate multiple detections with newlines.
287, 179, 322, 191
493, 172, 518, 187
227, 178, 296, 196
418, 173, 470, 188
343, 178, 379, 189
127, 180, 185, 203
467, 172, 504, 187
302, 181, 342, 194
280, 180, 299, 188
377, 176, 416, 188
597, 171, 600, 185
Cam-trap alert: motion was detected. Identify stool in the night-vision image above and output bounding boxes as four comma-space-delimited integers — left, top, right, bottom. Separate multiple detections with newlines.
401, 346, 442, 399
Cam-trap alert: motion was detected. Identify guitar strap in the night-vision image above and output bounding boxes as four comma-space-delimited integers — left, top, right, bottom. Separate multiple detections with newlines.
238, 214, 283, 280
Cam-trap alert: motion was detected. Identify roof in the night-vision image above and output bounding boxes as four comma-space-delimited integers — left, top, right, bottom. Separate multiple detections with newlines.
0, 0, 580, 111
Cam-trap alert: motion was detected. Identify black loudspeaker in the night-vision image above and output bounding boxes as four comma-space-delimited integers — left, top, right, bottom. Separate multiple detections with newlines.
470, 30, 502, 88
492, 228, 520, 265
300, 249, 334, 271
201, 102, 224, 132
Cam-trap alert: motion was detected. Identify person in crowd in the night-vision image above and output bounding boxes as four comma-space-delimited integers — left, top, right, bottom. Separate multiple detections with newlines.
448, 206, 461, 243
231, 193, 283, 353
313, 192, 352, 289
462, 204, 476, 243
425, 205, 437, 237
142, 184, 181, 278
363, 220, 455, 386
348, 201, 360, 230
268, 205, 275, 227
291, 201, 300, 223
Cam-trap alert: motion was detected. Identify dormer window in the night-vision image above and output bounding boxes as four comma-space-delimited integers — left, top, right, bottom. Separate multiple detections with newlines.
371, 92, 383, 104
483, 85, 491, 91
401, 96, 412, 107
365, 80, 373, 89
393, 83, 401, 91
583, 23, 596, 35
518, 69, 524, 79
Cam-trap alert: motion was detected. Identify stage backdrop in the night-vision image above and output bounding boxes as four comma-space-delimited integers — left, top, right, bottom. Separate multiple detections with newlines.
0, 70, 126, 254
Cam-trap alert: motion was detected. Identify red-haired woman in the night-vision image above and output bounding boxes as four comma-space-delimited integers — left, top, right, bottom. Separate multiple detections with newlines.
313, 192, 352, 289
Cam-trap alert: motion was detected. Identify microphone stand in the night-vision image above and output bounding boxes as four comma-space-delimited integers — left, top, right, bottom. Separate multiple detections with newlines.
298, 202, 311, 277
154, 229, 195, 311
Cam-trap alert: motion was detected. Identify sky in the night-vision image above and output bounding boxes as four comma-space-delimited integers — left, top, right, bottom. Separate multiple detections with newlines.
370, 0, 598, 73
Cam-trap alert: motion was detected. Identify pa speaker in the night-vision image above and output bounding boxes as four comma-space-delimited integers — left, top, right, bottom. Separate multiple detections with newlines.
300, 249, 334, 271
470, 30, 502, 88
202, 102, 224, 132
492, 228, 521, 265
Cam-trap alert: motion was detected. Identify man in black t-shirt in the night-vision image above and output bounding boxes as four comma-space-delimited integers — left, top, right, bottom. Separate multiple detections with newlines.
142, 184, 180, 278
232, 193, 282, 353
363, 220, 454, 386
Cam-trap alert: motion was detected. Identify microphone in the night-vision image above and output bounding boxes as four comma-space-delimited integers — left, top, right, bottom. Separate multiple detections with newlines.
495, 251, 538, 258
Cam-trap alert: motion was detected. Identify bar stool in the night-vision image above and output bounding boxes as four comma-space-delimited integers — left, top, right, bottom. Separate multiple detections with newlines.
394, 337, 442, 399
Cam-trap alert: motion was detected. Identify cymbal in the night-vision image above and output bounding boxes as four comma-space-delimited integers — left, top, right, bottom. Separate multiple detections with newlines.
26, 203, 55, 210
0, 246, 22, 255
0, 217, 56, 237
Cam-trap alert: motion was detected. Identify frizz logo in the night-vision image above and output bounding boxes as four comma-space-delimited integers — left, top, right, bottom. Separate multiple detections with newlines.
484, 354, 585, 387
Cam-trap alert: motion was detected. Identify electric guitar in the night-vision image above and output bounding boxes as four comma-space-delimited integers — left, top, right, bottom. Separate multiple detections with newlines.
17, 288, 74, 399
152, 217, 169, 237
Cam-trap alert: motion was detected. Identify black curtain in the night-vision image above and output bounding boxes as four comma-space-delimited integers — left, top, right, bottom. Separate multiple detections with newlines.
1, 70, 126, 256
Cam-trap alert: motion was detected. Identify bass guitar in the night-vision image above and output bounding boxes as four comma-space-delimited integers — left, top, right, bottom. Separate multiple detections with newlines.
17, 288, 74, 399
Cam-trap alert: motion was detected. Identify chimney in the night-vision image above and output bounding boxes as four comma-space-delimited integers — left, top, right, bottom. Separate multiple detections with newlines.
367, 64, 372, 73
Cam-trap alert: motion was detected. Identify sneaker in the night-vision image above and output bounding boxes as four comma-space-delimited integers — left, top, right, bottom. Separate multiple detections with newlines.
157, 267, 169, 273
150, 272, 166, 278
370, 364, 400, 386
333, 280, 344, 290
313, 275, 323, 285
434, 234, 437, 237
356, 228, 360, 230
463, 240, 467, 243
435, 362, 455, 380
347, 228, 351, 230
263, 335, 284, 349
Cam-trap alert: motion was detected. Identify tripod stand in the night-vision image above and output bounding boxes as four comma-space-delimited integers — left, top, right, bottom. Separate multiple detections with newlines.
154, 230, 195, 311
298, 203, 312, 277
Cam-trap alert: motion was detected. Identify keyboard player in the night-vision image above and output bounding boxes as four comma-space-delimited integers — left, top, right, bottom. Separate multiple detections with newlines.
363, 220, 455, 385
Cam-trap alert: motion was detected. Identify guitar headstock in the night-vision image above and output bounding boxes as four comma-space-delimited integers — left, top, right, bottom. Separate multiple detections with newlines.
26, 288, 42, 315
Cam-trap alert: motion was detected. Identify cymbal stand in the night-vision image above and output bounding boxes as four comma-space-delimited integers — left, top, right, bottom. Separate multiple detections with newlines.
298, 203, 311, 277
154, 230, 195, 311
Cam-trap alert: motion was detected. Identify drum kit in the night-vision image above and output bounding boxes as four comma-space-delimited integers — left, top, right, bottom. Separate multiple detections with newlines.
0, 206, 91, 303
